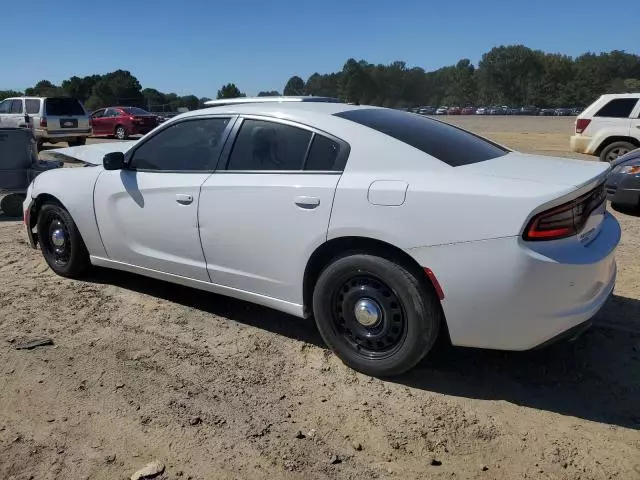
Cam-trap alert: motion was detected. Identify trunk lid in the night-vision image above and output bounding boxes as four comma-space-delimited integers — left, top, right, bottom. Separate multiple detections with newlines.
460, 152, 610, 188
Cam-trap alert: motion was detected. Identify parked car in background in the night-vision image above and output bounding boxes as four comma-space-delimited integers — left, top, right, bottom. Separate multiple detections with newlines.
435, 106, 448, 115
571, 107, 584, 116
447, 106, 461, 115
507, 107, 520, 115
520, 106, 539, 116
461, 106, 475, 115
24, 102, 619, 377
606, 148, 640, 211
418, 106, 436, 115
571, 93, 640, 162
0, 96, 91, 149
488, 106, 504, 115
554, 108, 573, 116
90, 107, 159, 140
475, 107, 489, 115
539, 108, 555, 116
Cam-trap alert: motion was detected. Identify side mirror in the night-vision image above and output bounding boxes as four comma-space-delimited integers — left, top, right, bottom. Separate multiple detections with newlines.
103, 151, 126, 170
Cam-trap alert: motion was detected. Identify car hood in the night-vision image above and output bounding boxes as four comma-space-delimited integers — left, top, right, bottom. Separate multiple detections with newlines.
41, 141, 137, 165
460, 152, 610, 188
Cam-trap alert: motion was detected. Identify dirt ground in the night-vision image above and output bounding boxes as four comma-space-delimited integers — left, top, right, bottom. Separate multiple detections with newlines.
1, 117, 639, 480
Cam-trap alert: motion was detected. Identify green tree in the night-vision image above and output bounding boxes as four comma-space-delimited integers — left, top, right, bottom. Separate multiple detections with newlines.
283, 76, 305, 96
25, 80, 63, 97
217, 83, 245, 99
0, 90, 23, 100
62, 75, 101, 101
257, 90, 281, 96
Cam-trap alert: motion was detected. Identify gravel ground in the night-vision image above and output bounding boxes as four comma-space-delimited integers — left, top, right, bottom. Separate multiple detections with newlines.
1, 117, 639, 480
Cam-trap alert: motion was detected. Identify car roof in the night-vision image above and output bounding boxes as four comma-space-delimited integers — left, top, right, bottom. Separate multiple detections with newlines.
176, 101, 365, 119
203, 96, 341, 107
597, 93, 640, 100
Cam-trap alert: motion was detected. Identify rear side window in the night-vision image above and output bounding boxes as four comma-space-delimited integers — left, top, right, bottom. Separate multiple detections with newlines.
45, 97, 85, 116
123, 107, 151, 115
595, 98, 638, 118
305, 134, 341, 171
10, 100, 23, 114
25, 99, 40, 114
227, 119, 312, 171
334, 108, 508, 166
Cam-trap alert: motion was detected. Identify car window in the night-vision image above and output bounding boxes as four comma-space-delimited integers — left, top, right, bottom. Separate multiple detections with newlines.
45, 97, 85, 116
595, 98, 638, 118
304, 134, 342, 171
334, 108, 508, 167
0, 100, 10, 114
130, 117, 230, 172
92, 109, 106, 118
25, 99, 40, 115
104, 108, 119, 117
122, 107, 150, 116
10, 99, 23, 114
226, 119, 312, 171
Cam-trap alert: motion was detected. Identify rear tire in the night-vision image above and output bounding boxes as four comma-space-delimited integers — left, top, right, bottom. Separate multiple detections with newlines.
115, 125, 127, 140
68, 138, 86, 147
37, 203, 90, 278
599, 141, 635, 162
312, 254, 442, 377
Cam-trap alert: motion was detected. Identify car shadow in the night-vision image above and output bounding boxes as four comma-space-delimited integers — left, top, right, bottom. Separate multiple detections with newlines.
85, 268, 640, 430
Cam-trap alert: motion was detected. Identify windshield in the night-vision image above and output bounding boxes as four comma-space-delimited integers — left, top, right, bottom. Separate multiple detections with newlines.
122, 107, 152, 116
334, 108, 508, 167
45, 97, 86, 116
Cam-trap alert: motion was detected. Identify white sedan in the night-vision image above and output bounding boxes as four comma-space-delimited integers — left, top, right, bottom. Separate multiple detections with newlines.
23, 102, 620, 376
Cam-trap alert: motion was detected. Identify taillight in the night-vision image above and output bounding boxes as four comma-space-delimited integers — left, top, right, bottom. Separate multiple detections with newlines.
575, 118, 591, 134
524, 184, 606, 241
40, 117, 47, 127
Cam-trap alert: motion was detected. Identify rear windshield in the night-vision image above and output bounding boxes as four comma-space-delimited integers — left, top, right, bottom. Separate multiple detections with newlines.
122, 107, 151, 115
334, 108, 508, 166
45, 97, 86, 116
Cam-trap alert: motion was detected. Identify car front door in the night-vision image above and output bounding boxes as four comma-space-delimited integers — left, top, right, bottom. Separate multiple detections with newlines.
0, 99, 11, 126
94, 116, 234, 281
90, 109, 107, 135
199, 116, 348, 305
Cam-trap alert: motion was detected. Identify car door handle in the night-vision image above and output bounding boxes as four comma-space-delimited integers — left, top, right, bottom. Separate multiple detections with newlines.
176, 194, 193, 205
294, 196, 320, 209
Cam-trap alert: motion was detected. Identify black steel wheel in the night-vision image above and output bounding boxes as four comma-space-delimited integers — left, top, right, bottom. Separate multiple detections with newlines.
332, 274, 407, 359
37, 202, 89, 277
313, 254, 442, 377
600, 141, 635, 163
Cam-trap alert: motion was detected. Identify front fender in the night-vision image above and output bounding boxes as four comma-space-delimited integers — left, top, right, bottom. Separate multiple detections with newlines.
30, 166, 106, 258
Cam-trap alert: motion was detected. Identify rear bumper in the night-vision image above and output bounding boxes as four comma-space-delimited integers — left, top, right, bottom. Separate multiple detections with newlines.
35, 128, 92, 140
570, 135, 593, 155
406, 212, 620, 350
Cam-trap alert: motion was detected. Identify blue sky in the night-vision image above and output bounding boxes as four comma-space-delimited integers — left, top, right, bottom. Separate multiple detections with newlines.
4, 0, 638, 97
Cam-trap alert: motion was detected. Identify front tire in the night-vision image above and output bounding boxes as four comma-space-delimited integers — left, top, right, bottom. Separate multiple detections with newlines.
115, 125, 127, 140
312, 254, 442, 377
37, 203, 90, 278
600, 141, 635, 162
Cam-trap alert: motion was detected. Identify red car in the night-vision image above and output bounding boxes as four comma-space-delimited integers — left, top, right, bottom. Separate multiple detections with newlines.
461, 106, 476, 115
90, 107, 159, 140
447, 106, 461, 115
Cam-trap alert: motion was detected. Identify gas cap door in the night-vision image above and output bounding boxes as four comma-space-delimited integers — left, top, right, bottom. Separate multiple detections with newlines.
367, 180, 409, 206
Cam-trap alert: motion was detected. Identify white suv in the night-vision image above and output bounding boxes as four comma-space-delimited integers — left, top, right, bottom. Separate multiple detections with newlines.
0, 97, 91, 149
570, 93, 640, 162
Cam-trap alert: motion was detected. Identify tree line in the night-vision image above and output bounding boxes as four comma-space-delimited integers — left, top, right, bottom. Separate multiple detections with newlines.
287, 45, 640, 108
2, 45, 639, 111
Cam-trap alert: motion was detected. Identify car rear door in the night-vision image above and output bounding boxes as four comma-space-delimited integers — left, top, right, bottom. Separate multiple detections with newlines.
198, 116, 348, 305
94, 116, 234, 281
2, 99, 25, 128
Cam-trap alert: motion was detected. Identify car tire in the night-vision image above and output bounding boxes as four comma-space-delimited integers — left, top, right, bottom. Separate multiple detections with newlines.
312, 254, 442, 377
0, 193, 26, 217
115, 125, 127, 140
68, 138, 86, 147
600, 141, 636, 162
37, 202, 90, 278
